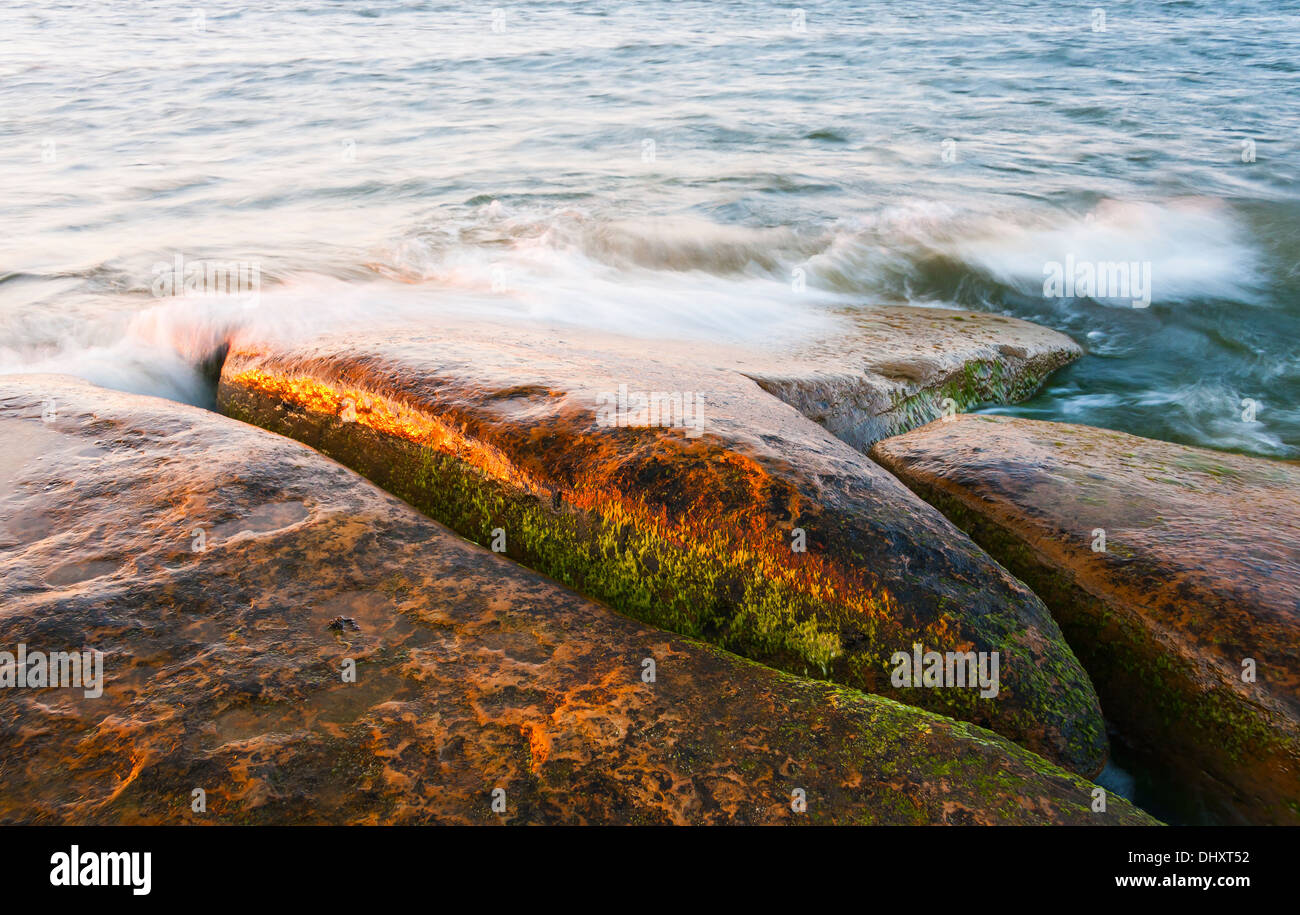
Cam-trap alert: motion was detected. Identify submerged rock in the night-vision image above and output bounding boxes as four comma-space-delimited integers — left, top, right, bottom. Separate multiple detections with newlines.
217, 312, 1107, 774
871, 414, 1300, 824
0, 375, 1155, 825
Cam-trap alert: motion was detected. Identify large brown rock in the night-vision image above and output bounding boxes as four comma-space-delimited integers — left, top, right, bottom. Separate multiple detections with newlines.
0, 376, 1155, 825
216, 310, 1108, 774
871, 414, 1300, 824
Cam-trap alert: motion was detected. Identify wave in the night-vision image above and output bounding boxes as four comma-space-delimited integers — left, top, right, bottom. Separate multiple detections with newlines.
373, 196, 1266, 309
0, 196, 1289, 463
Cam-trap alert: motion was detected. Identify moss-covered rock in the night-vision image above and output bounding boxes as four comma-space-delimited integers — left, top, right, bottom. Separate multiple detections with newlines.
0, 375, 1154, 825
215, 314, 1106, 774
871, 414, 1300, 825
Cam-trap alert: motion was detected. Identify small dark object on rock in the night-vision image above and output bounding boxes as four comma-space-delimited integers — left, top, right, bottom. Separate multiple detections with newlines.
328, 616, 361, 632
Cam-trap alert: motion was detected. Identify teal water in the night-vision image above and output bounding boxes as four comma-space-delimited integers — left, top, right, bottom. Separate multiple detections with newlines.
2, 0, 1298, 459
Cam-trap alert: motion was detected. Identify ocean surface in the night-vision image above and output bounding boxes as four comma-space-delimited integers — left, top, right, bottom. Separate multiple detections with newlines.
2, 0, 1299, 458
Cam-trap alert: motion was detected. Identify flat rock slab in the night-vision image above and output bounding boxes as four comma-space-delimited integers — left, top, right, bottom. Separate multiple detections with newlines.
871, 415, 1300, 824
741, 306, 1081, 451
0, 376, 1154, 825
217, 312, 1106, 774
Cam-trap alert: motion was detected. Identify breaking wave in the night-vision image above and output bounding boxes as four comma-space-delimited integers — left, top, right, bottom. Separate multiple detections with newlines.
1, 196, 1295, 457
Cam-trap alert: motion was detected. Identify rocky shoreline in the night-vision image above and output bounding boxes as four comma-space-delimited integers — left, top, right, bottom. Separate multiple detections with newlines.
4, 304, 1295, 824
216, 312, 1105, 774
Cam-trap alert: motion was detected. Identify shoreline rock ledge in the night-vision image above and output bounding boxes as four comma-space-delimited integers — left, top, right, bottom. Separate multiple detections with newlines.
217, 314, 1107, 774
871, 414, 1300, 825
0, 375, 1156, 825
742, 306, 1082, 451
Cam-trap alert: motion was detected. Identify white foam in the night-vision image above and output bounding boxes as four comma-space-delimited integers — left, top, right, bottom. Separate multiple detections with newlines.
0, 198, 1272, 409
954, 198, 1265, 307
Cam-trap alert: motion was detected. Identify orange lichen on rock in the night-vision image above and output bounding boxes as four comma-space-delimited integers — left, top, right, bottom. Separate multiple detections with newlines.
216, 323, 1108, 775
0, 375, 1156, 825
231, 364, 900, 628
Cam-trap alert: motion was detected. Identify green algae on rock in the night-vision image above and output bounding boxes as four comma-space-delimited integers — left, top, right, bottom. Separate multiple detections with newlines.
216, 315, 1107, 775
744, 306, 1081, 451
871, 414, 1300, 825
0, 375, 1155, 825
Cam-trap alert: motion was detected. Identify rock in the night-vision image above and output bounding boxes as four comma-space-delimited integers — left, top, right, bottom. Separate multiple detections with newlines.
216, 313, 1107, 774
870, 414, 1300, 824
0, 375, 1156, 825
742, 306, 1081, 451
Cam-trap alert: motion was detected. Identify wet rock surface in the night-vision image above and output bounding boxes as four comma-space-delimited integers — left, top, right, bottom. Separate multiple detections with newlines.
0, 375, 1156, 825
217, 313, 1106, 774
742, 306, 1081, 451
871, 415, 1300, 824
